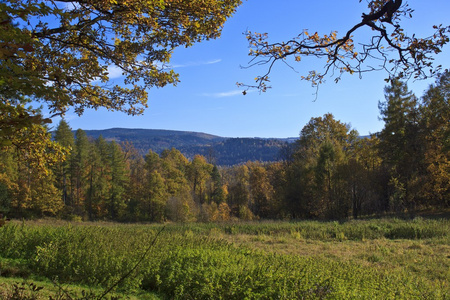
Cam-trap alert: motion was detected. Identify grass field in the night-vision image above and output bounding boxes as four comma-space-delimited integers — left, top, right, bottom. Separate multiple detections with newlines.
0, 217, 449, 299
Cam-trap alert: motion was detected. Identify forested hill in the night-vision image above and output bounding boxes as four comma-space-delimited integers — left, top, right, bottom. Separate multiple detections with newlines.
79, 128, 293, 165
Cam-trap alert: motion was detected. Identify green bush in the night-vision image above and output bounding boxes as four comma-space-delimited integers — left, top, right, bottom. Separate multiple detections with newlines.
0, 219, 448, 299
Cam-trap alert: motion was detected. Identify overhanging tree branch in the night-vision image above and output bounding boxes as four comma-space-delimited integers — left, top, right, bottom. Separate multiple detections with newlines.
240, 0, 450, 94
0, 0, 242, 129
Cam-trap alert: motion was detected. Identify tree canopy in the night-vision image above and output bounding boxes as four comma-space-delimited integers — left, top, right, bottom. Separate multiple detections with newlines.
0, 0, 242, 130
241, 0, 450, 93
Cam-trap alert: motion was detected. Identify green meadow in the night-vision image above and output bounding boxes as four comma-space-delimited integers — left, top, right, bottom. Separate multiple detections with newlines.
0, 217, 449, 299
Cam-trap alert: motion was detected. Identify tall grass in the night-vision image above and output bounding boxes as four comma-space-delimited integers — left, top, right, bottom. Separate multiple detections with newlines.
0, 218, 448, 299
202, 217, 450, 241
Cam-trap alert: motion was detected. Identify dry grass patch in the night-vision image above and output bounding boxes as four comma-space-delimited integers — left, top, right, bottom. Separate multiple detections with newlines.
220, 230, 450, 283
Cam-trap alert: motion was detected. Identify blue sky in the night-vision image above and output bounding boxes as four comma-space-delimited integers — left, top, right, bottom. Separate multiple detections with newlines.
52, 0, 450, 138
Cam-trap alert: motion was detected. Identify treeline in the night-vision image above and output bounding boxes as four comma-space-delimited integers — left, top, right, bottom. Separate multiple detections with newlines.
78, 128, 288, 166
179, 138, 287, 166
80, 128, 225, 156
0, 74, 448, 221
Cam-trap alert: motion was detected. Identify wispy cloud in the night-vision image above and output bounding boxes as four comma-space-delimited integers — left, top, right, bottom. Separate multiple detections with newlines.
201, 90, 244, 98
61, 2, 80, 11
106, 65, 123, 79
93, 58, 221, 82
90, 65, 123, 83
170, 59, 222, 69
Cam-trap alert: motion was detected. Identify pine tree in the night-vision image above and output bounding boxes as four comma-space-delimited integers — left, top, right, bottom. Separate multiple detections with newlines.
89, 136, 112, 219
70, 129, 90, 215
85, 140, 101, 220
420, 72, 450, 207
53, 119, 74, 206
126, 145, 147, 221
378, 79, 422, 212
108, 141, 129, 220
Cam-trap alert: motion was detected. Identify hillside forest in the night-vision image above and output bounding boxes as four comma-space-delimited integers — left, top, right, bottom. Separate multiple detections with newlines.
76, 128, 288, 166
0, 75, 448, 222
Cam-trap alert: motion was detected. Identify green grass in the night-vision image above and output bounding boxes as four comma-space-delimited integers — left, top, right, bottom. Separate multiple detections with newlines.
0, 217, 449, 299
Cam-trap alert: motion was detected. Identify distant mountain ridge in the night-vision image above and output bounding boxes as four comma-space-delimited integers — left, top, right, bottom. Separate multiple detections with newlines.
78, 128, 295, 165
